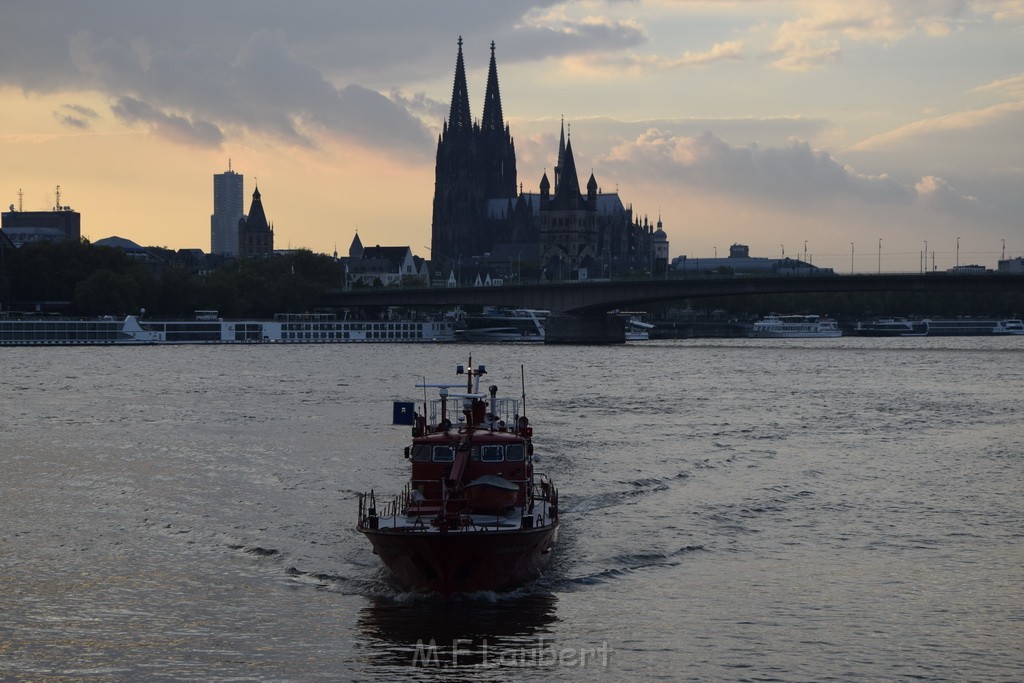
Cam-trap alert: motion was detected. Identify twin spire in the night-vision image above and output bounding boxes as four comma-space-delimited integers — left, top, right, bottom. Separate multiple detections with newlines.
446, 37, 505, 136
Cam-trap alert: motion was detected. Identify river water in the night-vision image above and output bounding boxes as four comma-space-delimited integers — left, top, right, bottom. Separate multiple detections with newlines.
1, 338, 1021, 681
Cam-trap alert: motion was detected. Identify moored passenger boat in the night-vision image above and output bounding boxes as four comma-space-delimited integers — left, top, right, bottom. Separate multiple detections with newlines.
456, 307, 548, 342
748, 314, 841, 338
994, 319, 1024, 335
853, 317, 1024, 336
921, 318, 1024, 336
853, 318, 927, 337
0, 312, 455, 345
357, 359, 559, 596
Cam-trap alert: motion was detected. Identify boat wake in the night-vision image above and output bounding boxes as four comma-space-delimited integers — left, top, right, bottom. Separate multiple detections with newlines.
561, 545, 707, 588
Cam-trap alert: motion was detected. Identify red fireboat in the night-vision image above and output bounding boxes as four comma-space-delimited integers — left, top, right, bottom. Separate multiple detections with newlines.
357, 359, 559, 596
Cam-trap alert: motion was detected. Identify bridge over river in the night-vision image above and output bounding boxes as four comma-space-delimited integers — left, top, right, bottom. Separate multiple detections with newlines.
321, 272, 1024, 343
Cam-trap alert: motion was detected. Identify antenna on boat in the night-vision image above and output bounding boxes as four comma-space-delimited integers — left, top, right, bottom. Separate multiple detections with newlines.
422, 375, 428, 420
521, 364, 527, 418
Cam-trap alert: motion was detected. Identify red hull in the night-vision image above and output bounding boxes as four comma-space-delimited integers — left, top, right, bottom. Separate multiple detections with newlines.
360, 524, 558, 596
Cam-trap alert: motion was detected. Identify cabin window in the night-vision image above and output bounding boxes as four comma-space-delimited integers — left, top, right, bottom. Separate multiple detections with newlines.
506, 444, 525, 461
480, 445, 504, 462
432, 445, 455, 462
411, 445, 432, 462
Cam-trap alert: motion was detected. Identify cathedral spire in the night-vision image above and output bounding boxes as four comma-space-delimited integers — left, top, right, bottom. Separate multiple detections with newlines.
481, 40, 504, 134
556, 137, 582, 206
447, 36, 472, 135
558, 116, 566, 167
555, 116, 566, 192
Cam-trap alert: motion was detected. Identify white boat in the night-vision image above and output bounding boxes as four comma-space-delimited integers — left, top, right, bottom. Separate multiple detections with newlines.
624, 317, 654, 341
994, 319, 1024, 335
457, 308, 548, 343
854, 317, 1024, 337
748, 314, 841, 338
920, 318, 1024, 336
0, 312, 455, 346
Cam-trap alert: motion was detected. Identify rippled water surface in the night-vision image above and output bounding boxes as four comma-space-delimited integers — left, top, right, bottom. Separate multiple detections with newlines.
2, 338, 1022, 681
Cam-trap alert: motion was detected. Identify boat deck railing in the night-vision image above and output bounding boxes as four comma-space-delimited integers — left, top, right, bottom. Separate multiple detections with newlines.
424, 397, 521, 429
357, 477, 558, 533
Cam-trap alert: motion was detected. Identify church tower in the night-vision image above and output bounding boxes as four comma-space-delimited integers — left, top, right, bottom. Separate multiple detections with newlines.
540, 132, 599, 278
479, 41, 517, 202
430, 38, 516, 269
237, 185, 274, 258
430, 37, 478, 265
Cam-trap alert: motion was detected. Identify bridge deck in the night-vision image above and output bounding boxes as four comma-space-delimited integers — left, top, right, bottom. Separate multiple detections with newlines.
322, 273, 1024, 314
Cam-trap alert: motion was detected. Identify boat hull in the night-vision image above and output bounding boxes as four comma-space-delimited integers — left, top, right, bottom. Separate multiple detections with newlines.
748, 330, 842, 338
457, 328, 543, 343
360, 524, 558, 596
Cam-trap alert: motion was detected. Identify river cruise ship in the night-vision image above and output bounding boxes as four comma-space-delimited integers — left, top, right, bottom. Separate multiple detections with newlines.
853, 318, 1024, 336
0, 312, 455, 345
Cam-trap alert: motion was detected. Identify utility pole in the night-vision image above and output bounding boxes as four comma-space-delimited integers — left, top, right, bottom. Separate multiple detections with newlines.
878, 238, 882, 274
850, 242, 855, 274
956, 236, 960, 268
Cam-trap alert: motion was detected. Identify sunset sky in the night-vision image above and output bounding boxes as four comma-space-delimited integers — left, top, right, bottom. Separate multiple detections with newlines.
2, 1, 1022, 273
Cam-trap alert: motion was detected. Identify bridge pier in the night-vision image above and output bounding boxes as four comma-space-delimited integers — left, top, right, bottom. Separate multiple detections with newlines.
544, 313, 625, 344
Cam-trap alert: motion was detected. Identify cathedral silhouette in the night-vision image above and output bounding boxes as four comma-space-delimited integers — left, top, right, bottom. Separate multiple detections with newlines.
430, 38, 668, 282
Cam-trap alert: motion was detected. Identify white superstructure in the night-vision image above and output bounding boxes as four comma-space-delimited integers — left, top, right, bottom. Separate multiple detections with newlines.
748, 314, 842, 338
0, 313, 455, 345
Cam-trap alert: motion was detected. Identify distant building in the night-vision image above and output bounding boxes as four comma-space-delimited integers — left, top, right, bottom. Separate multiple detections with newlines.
344, 233, 428, 287
998, 256, 1023, 274
948, 264, 987, 274
211, 163, 244, 256
652, 218, 669, 276
671, 243, 834, 275
94, 236, 150, 260
237, 186, 274, 258
1, 195, 81, 247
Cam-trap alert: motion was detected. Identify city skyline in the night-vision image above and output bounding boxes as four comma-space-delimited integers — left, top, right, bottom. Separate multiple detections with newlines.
1, 1, 1022, 272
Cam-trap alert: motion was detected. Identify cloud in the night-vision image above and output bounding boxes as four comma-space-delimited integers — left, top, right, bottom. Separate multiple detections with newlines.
389, 89, 449, 123
665, 40, 745, 67
1, 2, 595, 154
56, 114, 89, 129
111, 95, 225, 148
61, 25, 437, 155
513, 9, 647, 59
62, 103, 99, 118
850, 101, 1024, 151
973, 74, 1024, 99
584, 39, 745, 74
766, 1, 1024, 71
604, 128, 920, 205
54, 103, 100, 129
915, 175, 980, 214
